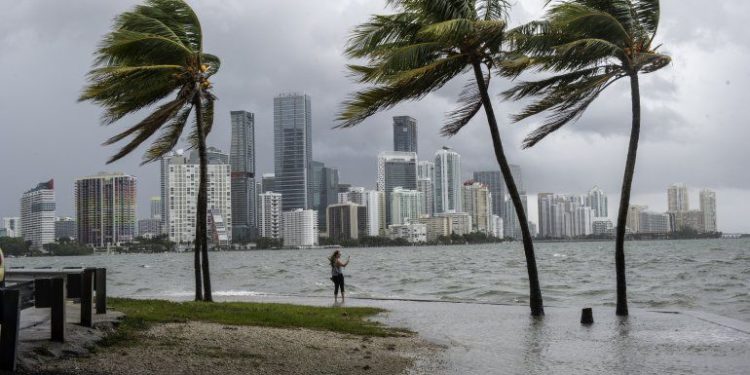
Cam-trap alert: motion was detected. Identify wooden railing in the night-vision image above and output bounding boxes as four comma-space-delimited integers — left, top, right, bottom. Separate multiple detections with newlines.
0, 267, 107, 371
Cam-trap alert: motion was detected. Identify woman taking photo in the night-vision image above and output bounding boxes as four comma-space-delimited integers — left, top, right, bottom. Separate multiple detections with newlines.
329, 250, 349, 302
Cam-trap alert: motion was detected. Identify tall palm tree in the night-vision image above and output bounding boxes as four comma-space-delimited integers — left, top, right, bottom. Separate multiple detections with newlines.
338, 0, 544, 316
80, 0, 220, 301
502, 0, 670, 316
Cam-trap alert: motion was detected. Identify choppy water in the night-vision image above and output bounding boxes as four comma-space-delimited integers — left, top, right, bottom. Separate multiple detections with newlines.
7, 238, 750, 321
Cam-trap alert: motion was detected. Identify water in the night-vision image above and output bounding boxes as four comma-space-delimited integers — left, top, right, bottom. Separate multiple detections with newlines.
7, 238, 750, 321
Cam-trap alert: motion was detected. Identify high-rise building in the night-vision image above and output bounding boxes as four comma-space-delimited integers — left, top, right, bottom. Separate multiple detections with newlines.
473, 171, 504, 218
491, 215, 504, 239
638, 211, 672, 234
434, 147, 462, 214
462, 181, 493, 234
327, 203, 368, 241
416, 178, 434, 216
258, 192, 282, 240
587, 186, 608, 218
390, 187, 424, 226
339, 187, 384, 236
75, 173, 136, 247
207, 208, 230, 247
150, 197, 162, 220
261, 173, 276, 193
230, 110, 257, 242
20, 180, 56, 249
282, 209, 317, 248
700, 189, 717, 232
1, 217, 21, 238
417, 216, 453, 242
417, 160, 434, 181
137, 218, 161, 238
162, 149, 232, 245
274, 93, 313, 211
504, 193, 527, 239
55, 217, 76, 241
313, 164, 339, 233
377, 151, 417, 225
435, 211, 472, 236
393, 116, 417, 153
667, 183, 690, 212
626, 205, 647, 233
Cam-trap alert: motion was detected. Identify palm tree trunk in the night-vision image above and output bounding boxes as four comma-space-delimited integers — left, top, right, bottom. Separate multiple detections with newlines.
471, 59, 544, 316
614, 73, 641, 316
194, 92, 214, 302
192, 92, 204, 302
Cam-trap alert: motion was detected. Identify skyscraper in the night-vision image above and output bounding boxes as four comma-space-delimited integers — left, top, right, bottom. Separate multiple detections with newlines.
416, 178, 434, 216
312, 163, 339, 233
274, 93, 313, 211
1, 217, 21, 238
393, 116, 417, 153
587, 186, 608, 218
377, 151, 418, 225
417, 160, 434, 181
327, 203, 368, 241
504, 193, 527, 239
700, 189, 717, 232
462, 181, 493, 234
162, 149, 232, 245
20, 179, 56, 249
434, 147, 462, 213
230, 110, 256, 242
75, 173, 137, 247
667, 183, 689, 212
150, 197, 162, 220
390, 187, 424, 225
339, 187, 384, 236
473, 171, 504, 217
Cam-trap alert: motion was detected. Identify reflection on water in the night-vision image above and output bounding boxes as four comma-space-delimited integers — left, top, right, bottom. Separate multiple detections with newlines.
7, 238, 750, 321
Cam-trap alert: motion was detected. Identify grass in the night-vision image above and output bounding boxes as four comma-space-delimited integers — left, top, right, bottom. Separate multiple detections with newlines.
103, 298, 405, 347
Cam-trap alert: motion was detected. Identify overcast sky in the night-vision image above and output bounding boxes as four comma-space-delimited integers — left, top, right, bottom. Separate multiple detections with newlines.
1, 0, 748, 232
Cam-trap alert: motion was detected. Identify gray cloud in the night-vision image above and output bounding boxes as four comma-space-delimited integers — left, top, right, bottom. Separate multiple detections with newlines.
0, 0, 748, 232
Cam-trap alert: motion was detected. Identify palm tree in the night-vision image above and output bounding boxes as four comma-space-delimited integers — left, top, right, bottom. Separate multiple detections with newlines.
502, 0, 670, 316
338, 0, 544, 316
80, 0, 220, 301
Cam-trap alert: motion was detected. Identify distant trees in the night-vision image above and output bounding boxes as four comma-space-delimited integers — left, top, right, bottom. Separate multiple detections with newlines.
80, 0, 220, 302
0, 237, 31, 256
43, 239, 94, 256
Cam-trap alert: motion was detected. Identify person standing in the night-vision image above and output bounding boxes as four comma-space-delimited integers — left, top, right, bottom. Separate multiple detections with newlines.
329, 250, 349, 302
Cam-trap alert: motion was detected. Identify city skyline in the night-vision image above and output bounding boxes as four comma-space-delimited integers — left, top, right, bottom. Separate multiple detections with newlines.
1, 1, 748, 233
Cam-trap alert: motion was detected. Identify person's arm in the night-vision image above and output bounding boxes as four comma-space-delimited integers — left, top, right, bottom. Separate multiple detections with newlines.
337, 256, 350, 267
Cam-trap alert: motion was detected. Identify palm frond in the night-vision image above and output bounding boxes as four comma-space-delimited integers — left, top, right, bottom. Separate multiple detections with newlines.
143, 104, 193, 164
476, 0, 510, 21
337, 55, 467, 128
441, 70, 490, 136
104, 95, 188, 163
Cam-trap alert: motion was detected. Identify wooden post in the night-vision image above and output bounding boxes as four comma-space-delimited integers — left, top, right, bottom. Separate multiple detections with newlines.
95, 268, 107, 314
0, 289, 21, 371
81, 268, 95, 327
581, 307, 594, 325
51, 277, 66, 342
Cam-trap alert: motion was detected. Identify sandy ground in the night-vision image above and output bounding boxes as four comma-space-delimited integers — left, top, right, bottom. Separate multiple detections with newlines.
26, 321, 442, 375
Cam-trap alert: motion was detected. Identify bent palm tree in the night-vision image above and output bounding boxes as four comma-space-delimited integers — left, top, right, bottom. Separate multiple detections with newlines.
338, 0, 544, 316
502, 0, 670, 315
80, 0, 220, 301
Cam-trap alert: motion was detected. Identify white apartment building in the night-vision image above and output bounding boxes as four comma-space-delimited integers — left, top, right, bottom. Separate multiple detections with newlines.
282, 209, 317, 248
162, 149, 232, 245
434, 147, 462, 213
390, 187, 424, 226
700, 189, 717, 232
491, 215, 504, 239
339, 187, 385, 236
435, 211, 472, 236
20, 180, 56, 249
389, 222, 427, 243
258, 192, 283, 240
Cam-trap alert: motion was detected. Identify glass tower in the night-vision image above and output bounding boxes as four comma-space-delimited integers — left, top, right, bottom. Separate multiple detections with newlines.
230, 110, 256, 242
393, 116, 417, 153
274, 93, 313, 211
